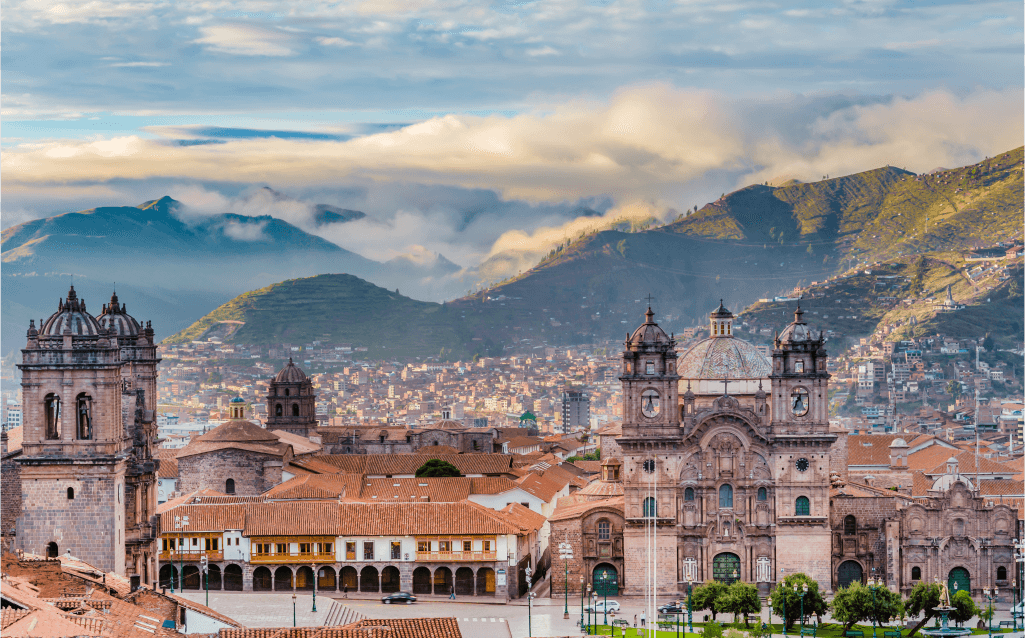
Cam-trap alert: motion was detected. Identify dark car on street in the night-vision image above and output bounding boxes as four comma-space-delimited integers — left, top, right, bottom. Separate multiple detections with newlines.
382, 592, 417, 604
658, 602, 685, 614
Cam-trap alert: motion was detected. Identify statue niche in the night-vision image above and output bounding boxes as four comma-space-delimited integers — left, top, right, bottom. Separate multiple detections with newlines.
711, 433, 740, 477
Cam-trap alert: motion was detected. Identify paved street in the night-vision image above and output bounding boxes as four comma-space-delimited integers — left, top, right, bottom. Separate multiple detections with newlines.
178, 592, 1025, 638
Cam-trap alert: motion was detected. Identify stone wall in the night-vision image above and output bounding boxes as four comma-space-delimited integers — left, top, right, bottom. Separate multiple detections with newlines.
1, 451, 23, 542
776, 527, 831, 592
177, 449, 280, 496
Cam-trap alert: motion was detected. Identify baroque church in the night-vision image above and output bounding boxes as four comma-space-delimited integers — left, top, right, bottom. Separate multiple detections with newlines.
551, 301, 1019, 599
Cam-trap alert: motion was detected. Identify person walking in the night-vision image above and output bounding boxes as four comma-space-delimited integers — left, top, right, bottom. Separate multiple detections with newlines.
640, 611, 646, 628
449, 584, 456, 600
634, 614, 638, 628
342, 583, 348, 599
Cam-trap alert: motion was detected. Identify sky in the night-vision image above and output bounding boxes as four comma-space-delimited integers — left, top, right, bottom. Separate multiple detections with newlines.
2, 0, 1023, 293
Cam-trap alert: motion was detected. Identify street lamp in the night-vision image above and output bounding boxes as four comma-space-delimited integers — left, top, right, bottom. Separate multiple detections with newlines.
868, 576, 884, 638
580, 577, 586, 632
559, 541, 574, 619
983, 588, 997, 638
781, 569, 788, 637
687, 577, 694, 634
312, 565, 318, 613
525, 566, 534, 638
797, 582, 809, 636
292, 593, 297, 627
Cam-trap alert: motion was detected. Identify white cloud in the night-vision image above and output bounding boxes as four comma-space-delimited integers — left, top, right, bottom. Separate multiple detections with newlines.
109, 61, 170, 67
315, 36, 355, 47
193, 24, 297, 56
222, 219, 270, 241
525, 46, 559, 57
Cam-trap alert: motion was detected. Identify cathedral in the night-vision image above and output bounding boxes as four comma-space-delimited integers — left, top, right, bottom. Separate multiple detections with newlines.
10, 287, 160, 581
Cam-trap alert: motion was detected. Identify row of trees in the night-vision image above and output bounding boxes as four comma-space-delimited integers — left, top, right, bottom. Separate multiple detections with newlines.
689, 575, 982, 637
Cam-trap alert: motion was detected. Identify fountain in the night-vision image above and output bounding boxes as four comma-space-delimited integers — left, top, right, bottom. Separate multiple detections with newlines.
921, 582, 970, 638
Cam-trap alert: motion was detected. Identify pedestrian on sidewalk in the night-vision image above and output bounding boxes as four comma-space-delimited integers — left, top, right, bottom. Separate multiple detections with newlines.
450, 585, 456, 600
634, 614, 638, 628
640, 611, 646, 627
342, 584, 348, 599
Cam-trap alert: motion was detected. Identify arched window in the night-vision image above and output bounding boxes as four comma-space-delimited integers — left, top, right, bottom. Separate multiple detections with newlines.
46, 542, 58, 558
291, 404, 300, 417
44, 394, 61, 439
67, 487, 75, 500
597, 520, 611, 540
284, 388, 290, 397
225, 479, 235, 495
757, 487, 767, 501
844, 515, 857, 535
795, 496, 810, 516
684, 487, 695, 501
643, 497, 657, 518
275, 404, 283, 417
719, 484, 733, 508
911, 566, 922, 580
76, 393, 93, 440
997, 566, 1007, 580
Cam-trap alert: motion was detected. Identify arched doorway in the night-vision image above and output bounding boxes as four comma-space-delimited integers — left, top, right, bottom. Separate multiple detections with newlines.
207, 564, 222, 590
713, 552, 741, 584
253, 567, 272, 591
182, 565, 201, 590
318, 566, 337, 591
837, 561, 863, 589
455, 567, 475, 595
948, 567, 970, 595
340, 566, 358, 592
295, 566, 315, 591
46, 542, 59, 558
274, 566, 293, 590
592, 564, 618, 595
360, 566, 380, 592
159, 564, 178, 590
476, 567, 496, 596
224, 565, 244, 591
433, 567, 453, 595
413, 567, 432, 594
381, 566, 401, 593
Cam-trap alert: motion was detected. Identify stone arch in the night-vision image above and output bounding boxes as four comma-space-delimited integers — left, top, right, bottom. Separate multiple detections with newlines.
275, 403, 283, 417
44, 393, 61, 439
476, 567, 496, 596
318, 566, 337, 590
948, 567, 970, 594
360, 566, 380, 592
340, 566, 358, 592
381, 566, 400, 593
207, 564, 222, 590
592, 564, 618, 595
224, 564, 244, 591
689, 413, 768, 449
292, 404, 300, 417
67, 487, 75, 500
911, 566, 922, 581
75, 392, 93, 440
253, 566, 272, 591
997, 566, 1007, 581
182, 565, 201, 590
795, 496, 810, 516
274, 566, 293, 590
225, 478, 235, 495
455, 567, 474, 595
295, 566, 314, 591
837, 560, 863, 588
712, 552, 740, 584
159, 564, 178, 589
433, 566, 453, 595
844, 515, 856, 535
412, 566, 432, 594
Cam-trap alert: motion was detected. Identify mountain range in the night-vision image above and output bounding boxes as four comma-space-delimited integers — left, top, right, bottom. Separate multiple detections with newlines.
3, 147, 1022, 357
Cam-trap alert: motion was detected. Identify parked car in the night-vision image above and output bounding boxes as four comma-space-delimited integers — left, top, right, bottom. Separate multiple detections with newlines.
382, 592, 417, 604
659, 602, 685, 614
587, 600, 621, 613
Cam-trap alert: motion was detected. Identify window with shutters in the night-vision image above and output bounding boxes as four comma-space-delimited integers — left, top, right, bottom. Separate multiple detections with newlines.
417, 541, 430, 553
795, 496, 810, 516
363, 541, 374, 560
392, 542, 402, 559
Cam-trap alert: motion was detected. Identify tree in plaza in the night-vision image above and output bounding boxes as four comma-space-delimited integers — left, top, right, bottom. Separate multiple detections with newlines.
832, 582, 904, 634
949, 590, 978, 627
769, 573, 828, 631
719, 581, 762, 627
692, 580, 729, 621
905, 582, 943, 637
414, 459, 462, 477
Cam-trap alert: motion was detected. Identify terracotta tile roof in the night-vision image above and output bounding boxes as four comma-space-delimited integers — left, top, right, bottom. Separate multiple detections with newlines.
572, 460, 601, 473
290, 456, 347, 475
0, 609, 31, 629
908, 444, 964, 473
272, 430, 323, 455
979, 479, 1024, 496
264, 474, 366, 499
2, 605, 104, 637
156, 456, 178, 479
848, 434, 914, 466
138, 589, 242, 628
492, 502, 546, 533
829, 481, 916, 501
549, 495, 624, 522
911, 471, 933, 497
244, 501, 345, 536
315, 453, 514, 476
576, 479, 625, 499
4, 425, 23, 455
216, 616, 462, 638
155, 489, 247, 514
515, 472, 563, 502
924, 449, 1016, 476
176, 440, 289, 459
158, 502, 248, 533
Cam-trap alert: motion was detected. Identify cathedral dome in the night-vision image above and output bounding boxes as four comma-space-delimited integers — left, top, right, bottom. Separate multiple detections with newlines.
676, 332, 771, 380
627, 307, 670, 346
274, 358, 308, 383
778, 305, 814, 343
97, 291, 141, 336
40, 286, 102, 336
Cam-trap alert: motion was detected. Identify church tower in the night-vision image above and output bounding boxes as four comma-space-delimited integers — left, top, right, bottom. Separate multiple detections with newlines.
769, 305, 835, 589
265, 359, 318, 438
16, 287, 128, 574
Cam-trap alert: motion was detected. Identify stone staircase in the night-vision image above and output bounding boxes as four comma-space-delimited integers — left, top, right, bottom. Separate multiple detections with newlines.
323, 599, 366, 627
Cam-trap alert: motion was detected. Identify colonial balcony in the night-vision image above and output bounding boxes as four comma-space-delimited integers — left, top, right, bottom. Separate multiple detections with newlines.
416, 550, 497, 562
250, 551, 336, 564
159, 550, 222, 562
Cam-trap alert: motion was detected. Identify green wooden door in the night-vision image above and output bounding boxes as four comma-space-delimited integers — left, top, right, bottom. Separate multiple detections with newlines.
948, 567, 970, 595
837, 561, 863, 589
593, 564, 619, 595
713, 553, 741, 584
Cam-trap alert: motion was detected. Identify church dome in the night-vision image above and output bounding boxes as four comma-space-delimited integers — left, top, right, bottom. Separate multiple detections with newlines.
627, 307, 670, 346
40, 286, 102, 336
676, 332, 771, 380
97, 291, 140, 336
196, 418, 279, 443
778, 305, 814, 343
274, 358, 308, 383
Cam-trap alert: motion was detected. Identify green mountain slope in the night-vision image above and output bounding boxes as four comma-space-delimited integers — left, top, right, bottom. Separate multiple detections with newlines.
165, 274, 491, 359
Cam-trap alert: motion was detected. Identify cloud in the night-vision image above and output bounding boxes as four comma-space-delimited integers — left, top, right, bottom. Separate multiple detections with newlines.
193, 24, 298, 56
315, 36, 355, 47
222, 219, 270, 241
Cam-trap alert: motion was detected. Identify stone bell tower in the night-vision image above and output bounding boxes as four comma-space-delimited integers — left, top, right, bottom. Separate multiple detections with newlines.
769, 305, 835, 590
265, 358, 318, 438
16, 287, 128, 574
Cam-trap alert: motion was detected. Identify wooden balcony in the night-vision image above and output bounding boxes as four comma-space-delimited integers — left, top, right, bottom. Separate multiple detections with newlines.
159, 551, 222, 562
250, 551, 336, 564
416, 550, 497, 562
